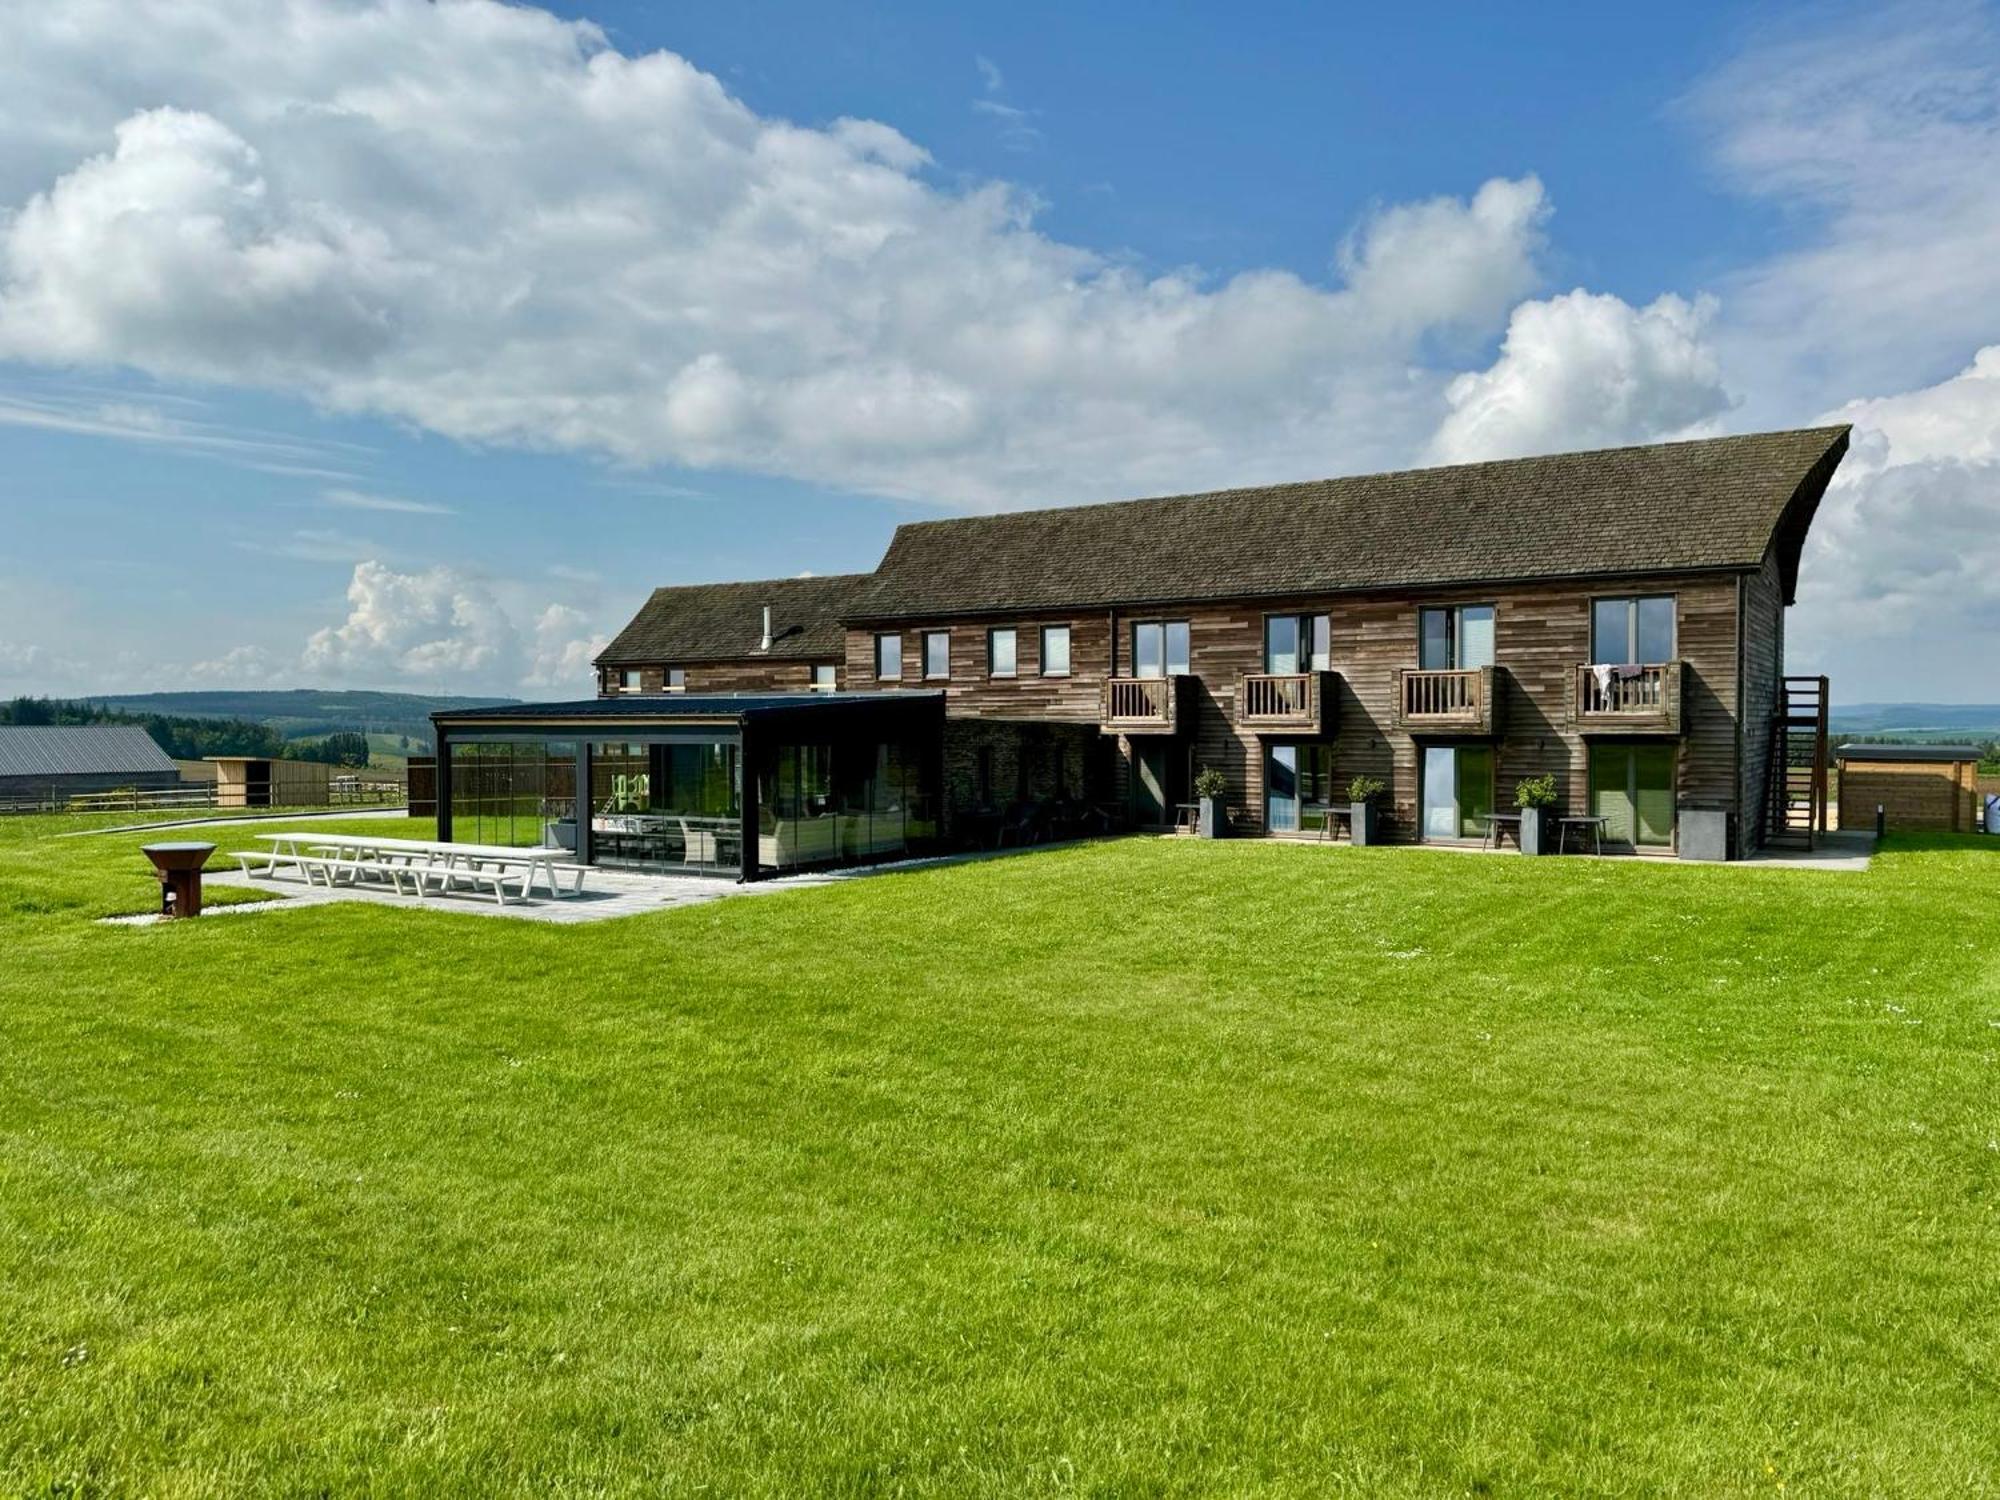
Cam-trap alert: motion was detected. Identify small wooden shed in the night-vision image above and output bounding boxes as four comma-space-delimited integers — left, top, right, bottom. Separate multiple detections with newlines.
1834, 744, 1984, 833
207, 757, 332, 809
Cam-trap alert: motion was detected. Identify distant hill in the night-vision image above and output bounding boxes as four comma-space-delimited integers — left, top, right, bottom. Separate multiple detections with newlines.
1829, 704, 2000, 740
86, 689, 519, 751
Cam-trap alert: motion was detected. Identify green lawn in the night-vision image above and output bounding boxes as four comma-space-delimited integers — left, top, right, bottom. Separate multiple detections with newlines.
2, 816, 1998, 1495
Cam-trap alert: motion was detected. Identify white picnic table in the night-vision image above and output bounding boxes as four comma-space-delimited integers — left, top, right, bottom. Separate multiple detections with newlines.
240, 831, 581, 905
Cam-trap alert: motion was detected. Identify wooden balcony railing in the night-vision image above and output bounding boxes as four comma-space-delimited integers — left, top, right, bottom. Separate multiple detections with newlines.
1393, 665, 1498, 734
1235, 671, 1335, 733
1570, 660, 1685, 735
1100, 675, 1186, 735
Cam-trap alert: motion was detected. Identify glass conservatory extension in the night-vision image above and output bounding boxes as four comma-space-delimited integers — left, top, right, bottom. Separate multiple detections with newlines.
432, 693, 945, 880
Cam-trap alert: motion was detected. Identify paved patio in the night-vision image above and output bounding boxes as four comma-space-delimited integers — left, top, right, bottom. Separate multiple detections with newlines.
100, 840, 1089, 927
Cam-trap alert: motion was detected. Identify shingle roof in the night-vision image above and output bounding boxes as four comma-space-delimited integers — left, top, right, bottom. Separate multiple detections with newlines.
595, 573, 869, 666
0, 725, 178, 779
847, 427, 1852, 621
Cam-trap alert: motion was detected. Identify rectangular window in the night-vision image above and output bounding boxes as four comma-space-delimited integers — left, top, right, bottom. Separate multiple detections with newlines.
923, 630, 951, 680
987, 627, 1017, 678
620, 668, 643, 692
1418, 605, 1495, 670
1040, 624, 1071, 677
1264, 614, 1330, 674
810, 664, 837, 692
665, 668, 686, 692
1591, 595, 1677, 665
875, 633, 902, 681
1132, 620, 1190, 678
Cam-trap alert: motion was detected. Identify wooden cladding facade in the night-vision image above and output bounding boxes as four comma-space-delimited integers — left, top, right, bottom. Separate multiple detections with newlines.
842, 567, 1768, 850
598, 659, 838, 696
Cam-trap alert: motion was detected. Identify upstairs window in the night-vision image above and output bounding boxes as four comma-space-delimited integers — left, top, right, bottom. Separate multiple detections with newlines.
1132, 620, 1190, 678
1039, 624, 1071, 677
619, 668, 643, 692
665, 668, 686, 692
988, 627, 1017, 678
1418, 605, 1495, 670
924, 630, 951, 680
810, 664, 838, 692
1263, 614, 1330, 674
1591, 596, 1676, 665
875, 633, 903, 681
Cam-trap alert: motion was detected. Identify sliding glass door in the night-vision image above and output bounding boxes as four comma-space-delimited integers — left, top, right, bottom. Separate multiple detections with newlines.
1265, 743, 1334, 833
1590, 743, 1676, 848
1420, 744, 1493, 841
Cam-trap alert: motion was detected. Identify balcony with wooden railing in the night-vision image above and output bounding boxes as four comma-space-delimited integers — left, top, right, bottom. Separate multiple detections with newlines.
1235, 670, 1336, 733
1569, 660, 1686, 735
1393, 665, 1498, 734
1100, 674, 1189, 735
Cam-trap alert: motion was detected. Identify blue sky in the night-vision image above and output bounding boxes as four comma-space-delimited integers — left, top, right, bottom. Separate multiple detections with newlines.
3, 0, 1999, 702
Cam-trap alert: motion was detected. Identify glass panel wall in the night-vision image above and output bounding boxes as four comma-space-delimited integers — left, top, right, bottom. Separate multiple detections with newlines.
588, 739, 742, 873
755, 734, 938, 874
448, 741, 577, 848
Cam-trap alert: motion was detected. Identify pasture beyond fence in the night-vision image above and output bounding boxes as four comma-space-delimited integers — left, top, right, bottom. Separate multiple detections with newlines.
0, 777, 408, 816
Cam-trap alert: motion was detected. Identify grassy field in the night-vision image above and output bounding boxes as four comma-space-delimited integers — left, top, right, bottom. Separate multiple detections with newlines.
2, 815, 1997, 1495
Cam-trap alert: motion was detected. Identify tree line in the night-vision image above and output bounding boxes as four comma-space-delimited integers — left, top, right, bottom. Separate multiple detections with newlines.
1, 697, 376, 766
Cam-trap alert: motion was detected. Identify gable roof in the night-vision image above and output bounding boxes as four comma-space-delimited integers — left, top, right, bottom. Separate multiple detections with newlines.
595, 572, 869, 666
0, 725, 177, 779
847, 426, 1852, 621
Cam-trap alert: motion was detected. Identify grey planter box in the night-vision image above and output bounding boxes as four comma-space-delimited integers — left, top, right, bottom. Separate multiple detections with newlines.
1198, 796, 1228, 839
1350, 801, 1381, 845
1518, 807, 1554, 855
1678, 806, 1731, 862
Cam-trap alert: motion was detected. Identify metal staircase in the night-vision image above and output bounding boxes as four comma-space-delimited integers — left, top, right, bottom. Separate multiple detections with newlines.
1763, 674, 1829, 849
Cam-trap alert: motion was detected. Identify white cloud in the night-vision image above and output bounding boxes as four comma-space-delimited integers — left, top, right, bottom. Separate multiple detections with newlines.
524, 604, 608, 688
320, 487, 454, 516
1787, 348, 2000, 696
1680, 3, 2000, 699
299, 559, 601, 694
1687, 0, 2000, 414
0, 0, 1550, 507
186, 643, 282, 684
1427, 290, 1730, 464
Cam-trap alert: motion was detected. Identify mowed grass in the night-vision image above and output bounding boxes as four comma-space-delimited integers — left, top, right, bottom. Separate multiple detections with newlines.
1, 815, 1997, 1496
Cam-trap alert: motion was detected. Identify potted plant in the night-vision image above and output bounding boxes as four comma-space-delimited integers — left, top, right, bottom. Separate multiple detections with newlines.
1514, 773, 1558, 855
1348, 774, 1387, 845
1193, 766, 1229, 839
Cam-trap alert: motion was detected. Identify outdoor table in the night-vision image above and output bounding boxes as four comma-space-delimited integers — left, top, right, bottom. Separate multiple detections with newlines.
1558, 815, 1610, 855
1479, 812, 1524, 851
1173, 802, 1200, 833
255, 831, 573, 900
1302, 802, 1351, 842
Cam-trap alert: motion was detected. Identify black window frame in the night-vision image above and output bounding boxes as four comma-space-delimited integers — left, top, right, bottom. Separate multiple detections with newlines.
1417, 603, 1497, 671
1131, 618, 1191, 679
1589, 594, 1678, 666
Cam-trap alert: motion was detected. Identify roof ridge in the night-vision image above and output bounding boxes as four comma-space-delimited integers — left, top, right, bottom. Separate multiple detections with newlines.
882, 424, 1854, 534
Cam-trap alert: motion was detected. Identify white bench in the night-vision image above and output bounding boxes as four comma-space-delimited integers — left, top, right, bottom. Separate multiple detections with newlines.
233, 849, 329, 885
